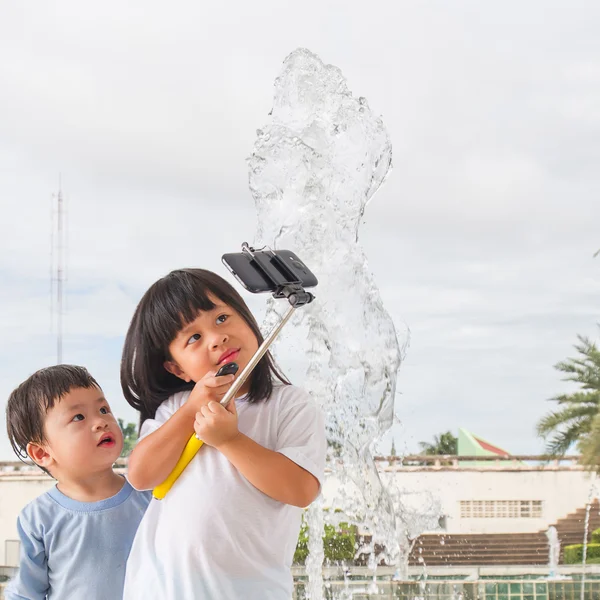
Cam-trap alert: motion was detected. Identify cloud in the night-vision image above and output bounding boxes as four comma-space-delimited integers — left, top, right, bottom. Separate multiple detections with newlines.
0, 0, 599, 460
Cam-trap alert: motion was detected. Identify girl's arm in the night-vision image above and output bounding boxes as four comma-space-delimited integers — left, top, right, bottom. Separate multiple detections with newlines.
195, 397, 322, 508
219, 434, 320, 508
127, 372, 235, 490
127, 402, 198, 490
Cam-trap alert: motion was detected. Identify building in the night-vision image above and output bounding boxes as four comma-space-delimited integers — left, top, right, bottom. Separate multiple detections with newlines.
0, 445, 595, 569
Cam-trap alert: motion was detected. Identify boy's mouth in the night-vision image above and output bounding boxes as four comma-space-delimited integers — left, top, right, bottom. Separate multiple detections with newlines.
97, 434, 115, 448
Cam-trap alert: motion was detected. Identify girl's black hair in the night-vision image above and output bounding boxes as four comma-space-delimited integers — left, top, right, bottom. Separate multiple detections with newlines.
120, 268, 289, 428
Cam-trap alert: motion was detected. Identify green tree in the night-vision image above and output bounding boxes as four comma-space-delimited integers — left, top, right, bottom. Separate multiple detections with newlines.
537, 334, 600, 467
418, 431, 457, 455
118, 419, 138, 458
390, 439, 397, 457
294, 518, 357, 565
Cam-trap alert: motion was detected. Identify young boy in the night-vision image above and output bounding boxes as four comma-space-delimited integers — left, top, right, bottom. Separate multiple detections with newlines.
4, 365, 150, 600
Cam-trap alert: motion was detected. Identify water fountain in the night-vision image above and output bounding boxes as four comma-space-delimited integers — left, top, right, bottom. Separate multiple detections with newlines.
243, 46, 598, 600
248, 47, 409, 597
579, 476, 598, 600
545, 526, 560, 579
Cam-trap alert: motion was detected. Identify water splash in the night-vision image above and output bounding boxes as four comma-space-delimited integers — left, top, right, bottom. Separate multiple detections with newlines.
248, 48, 407, 597
580, 475, 597, 600
545, 526, 560, 579
387, 487, 443, 580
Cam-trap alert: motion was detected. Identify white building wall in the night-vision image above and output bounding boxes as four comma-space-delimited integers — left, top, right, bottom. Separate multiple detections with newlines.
0, 465, 595, 566
0, 474, 54, 566
322, 466, 595, 535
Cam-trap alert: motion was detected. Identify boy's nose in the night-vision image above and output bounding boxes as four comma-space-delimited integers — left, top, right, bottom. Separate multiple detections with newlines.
92, 419, 109, 432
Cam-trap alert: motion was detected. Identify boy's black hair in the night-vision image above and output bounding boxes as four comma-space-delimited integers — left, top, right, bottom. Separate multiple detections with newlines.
120, 268, 289, 428
6, 365, 101, 470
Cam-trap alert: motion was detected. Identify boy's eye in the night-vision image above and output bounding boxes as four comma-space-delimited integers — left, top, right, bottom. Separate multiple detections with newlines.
100, 407, 109, 415
72, 414, 84, 422
216, 314, 228, 324
186, 333, 201, 345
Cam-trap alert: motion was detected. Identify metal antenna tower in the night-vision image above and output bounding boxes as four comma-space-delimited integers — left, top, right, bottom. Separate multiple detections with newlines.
50, 176, 67, 364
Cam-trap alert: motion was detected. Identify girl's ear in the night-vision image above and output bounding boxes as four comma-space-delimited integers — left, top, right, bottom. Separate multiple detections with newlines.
164, 361, 191, 382
26, 442, 54, 471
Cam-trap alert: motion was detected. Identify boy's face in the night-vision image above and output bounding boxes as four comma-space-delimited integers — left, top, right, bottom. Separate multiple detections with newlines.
32, 386, 124, 478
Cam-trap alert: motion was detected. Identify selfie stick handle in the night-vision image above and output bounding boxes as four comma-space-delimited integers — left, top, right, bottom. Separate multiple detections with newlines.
152, 295, 308, 500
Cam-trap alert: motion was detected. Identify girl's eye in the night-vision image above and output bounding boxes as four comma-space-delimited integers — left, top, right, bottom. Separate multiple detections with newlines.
216, 314, 228, 324
187, 333, 201, 345
72, 414, 84, 422
100, 407, 109, 415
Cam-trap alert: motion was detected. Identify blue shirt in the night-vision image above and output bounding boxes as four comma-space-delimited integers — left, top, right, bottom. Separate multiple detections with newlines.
5, 478, 151, 600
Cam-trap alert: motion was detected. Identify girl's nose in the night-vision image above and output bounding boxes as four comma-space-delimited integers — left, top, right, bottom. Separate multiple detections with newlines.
211, 332, 229, 349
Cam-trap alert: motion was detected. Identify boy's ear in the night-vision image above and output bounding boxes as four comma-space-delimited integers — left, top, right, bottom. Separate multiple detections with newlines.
163, 361, 191, 383
26, 442, 53, 471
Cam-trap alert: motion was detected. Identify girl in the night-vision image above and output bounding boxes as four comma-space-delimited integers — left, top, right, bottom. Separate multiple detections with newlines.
121, 268, 326, 599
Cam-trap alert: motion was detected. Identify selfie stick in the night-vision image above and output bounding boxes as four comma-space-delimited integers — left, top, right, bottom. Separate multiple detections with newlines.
152, 245, 315, 500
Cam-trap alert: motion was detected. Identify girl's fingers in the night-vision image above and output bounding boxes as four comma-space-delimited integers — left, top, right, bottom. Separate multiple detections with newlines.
198, 403, 226, 419
204, 373, 236, 389
208, 401, 227, 414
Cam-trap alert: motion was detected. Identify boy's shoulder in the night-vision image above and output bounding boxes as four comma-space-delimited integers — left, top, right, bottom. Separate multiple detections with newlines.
17, 488, 60, 533
19, 480, 151, 526
128, 485, 153, 507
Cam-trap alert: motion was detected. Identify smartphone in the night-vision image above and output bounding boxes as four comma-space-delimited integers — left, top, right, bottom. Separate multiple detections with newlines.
216, 362, 239, 377
222, 249, 318, 294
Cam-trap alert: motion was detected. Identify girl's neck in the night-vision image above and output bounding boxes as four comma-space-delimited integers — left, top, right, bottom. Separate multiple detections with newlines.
237, 379, 251, 397
56, 469, 125, 503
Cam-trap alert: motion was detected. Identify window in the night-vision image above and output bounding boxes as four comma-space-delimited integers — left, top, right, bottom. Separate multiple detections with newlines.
460, 500, 543, 518
461, 502, 472, 518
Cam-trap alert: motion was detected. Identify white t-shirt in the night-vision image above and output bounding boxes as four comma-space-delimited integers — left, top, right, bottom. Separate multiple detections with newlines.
123, 383, 326, 600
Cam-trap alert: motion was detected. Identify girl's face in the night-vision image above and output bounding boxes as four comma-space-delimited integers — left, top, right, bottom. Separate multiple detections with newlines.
164, 295, 259, 394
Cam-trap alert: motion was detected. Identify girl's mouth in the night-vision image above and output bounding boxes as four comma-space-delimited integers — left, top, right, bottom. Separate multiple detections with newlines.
218, 349, 240, 365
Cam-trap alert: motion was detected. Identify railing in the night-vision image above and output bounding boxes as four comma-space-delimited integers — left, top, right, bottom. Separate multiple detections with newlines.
0, 455, 583, 474
0, 458, 129, 473
374, 455, 582, 469
292, 577, 600, 600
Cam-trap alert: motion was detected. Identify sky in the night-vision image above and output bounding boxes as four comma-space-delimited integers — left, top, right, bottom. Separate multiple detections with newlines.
0, 1, 598, 460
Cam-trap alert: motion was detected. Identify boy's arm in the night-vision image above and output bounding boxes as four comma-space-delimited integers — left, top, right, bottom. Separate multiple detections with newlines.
4, 515, 49, 600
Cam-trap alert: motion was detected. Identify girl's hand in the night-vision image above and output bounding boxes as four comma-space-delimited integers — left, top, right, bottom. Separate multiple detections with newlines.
194, 398, 239, 449
187, 371, 236, 413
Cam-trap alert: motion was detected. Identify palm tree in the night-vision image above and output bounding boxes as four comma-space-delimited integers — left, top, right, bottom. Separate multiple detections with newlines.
418, 431, 457, 455
537, 334, 600, 465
